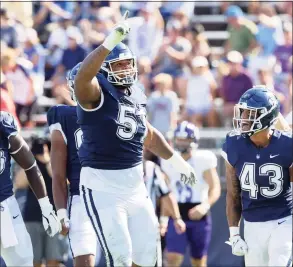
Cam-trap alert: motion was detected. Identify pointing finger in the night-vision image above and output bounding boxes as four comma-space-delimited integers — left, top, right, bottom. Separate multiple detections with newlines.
122, 10, 129, 20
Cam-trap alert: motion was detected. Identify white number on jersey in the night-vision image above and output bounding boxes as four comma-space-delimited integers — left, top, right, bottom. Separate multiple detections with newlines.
74, 128, 83, 149
0, 150, 6, 175
176, 181, 193, 202
116, 104, 146, 141
240, 163, 283, 199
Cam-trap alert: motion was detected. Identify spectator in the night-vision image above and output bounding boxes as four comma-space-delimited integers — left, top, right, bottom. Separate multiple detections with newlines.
184, 56, 218, 127
23, 28, 46, 97
1, 48, 37, 127
0, 8, 19, 50
218, 51, 253, 125
47, 16, 78, 50
185, 23, 211, 67
274, 22, 293, 74
16, 136, 68, 267
147, 73, 179, 137
257, 68, 287, 114
255, 4, 284, 57
0, 70, 20, 127
153, 19, 191, 95
52, 27, 85, 80
80, 8, 116, 51
224, 5, 258, 56
127, 3, 164, 62
137, 56, 152, 95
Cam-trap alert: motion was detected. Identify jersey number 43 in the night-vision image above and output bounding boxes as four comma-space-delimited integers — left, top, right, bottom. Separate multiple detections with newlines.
240, 163, 283, 199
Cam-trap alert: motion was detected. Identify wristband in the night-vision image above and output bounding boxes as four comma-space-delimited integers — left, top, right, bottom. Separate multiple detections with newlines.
57, 209, 68, 221
229, 226, 240, 237
38, 196, 51, 212
159, 216, 169, 225
167, 152, 190, 174
201, 203, 211, 212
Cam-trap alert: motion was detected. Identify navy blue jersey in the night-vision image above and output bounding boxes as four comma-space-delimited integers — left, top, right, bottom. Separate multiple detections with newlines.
222, 129, 293, 222
76, 74, 147, 170
47, 105, 81, 195
0, 111, 19, 202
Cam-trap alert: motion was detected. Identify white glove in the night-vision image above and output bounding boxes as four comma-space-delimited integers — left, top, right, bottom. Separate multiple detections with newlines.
167, 152, 197, 187
39, 197, 61, 237
225, 227, 248, 256
102, 10, 130, 51
57, 208, 70, 236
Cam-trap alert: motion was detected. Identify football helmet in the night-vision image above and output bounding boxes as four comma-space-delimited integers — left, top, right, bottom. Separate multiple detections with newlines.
174, 121, 200, 154
100, 43, 137, 86
233, 85, 280, 136
66, 62, 82, 102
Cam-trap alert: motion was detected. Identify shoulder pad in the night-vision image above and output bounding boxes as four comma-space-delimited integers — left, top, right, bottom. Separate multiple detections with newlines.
0, 111, 18, 138
281, 130, 292, 138
227, 130, 241, 138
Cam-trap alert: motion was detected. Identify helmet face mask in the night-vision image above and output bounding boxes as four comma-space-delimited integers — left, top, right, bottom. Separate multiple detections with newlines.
101, 57, 137, 86
66, 69, 78, 103
174, 137, 197, 154
233, 86, 280, 137
101, 43, 138, 87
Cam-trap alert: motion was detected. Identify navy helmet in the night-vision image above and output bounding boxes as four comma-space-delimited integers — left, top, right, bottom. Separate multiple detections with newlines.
100, 43, 137, 87
66, 62, 82, 102
173, 121, 200, 153
233, 85, 280, 136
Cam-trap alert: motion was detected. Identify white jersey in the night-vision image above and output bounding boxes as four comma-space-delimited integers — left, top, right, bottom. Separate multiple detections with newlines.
161, 150, 217, 203
285, 111, 292, 127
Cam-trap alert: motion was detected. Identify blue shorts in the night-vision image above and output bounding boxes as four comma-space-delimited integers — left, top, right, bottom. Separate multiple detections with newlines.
166, 216, 212, 259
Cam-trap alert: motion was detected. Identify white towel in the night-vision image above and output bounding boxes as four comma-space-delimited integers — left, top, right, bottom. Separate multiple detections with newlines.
0, 200, 19, 248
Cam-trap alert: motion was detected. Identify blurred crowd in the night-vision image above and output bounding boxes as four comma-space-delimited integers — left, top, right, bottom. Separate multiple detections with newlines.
0, 0, 292, 135
1, 1, 292, 266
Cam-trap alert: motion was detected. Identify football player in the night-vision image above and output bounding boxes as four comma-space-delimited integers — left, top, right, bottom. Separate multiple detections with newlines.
47, 89, 97, 267
161, 121, 221, 267
71, 11, 197, 266
222, 86, 292, 266
0, 111, 60, 266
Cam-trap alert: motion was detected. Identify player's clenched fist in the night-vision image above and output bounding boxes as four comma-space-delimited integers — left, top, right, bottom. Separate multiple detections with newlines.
102, 10, 130, 51
229, 235, 248, 256
57, 209, 70, 236
39, 197, 61, 237
226, 227, 248, 256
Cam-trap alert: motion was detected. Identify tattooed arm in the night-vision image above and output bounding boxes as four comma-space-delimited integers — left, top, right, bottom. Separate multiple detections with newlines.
225, 161, 242, 227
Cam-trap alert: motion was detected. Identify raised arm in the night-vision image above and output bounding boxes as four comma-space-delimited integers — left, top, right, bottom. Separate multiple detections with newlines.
74, 11, 130, 109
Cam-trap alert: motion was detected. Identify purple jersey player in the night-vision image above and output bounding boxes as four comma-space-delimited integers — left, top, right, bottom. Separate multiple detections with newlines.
161, 121, 221, 267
